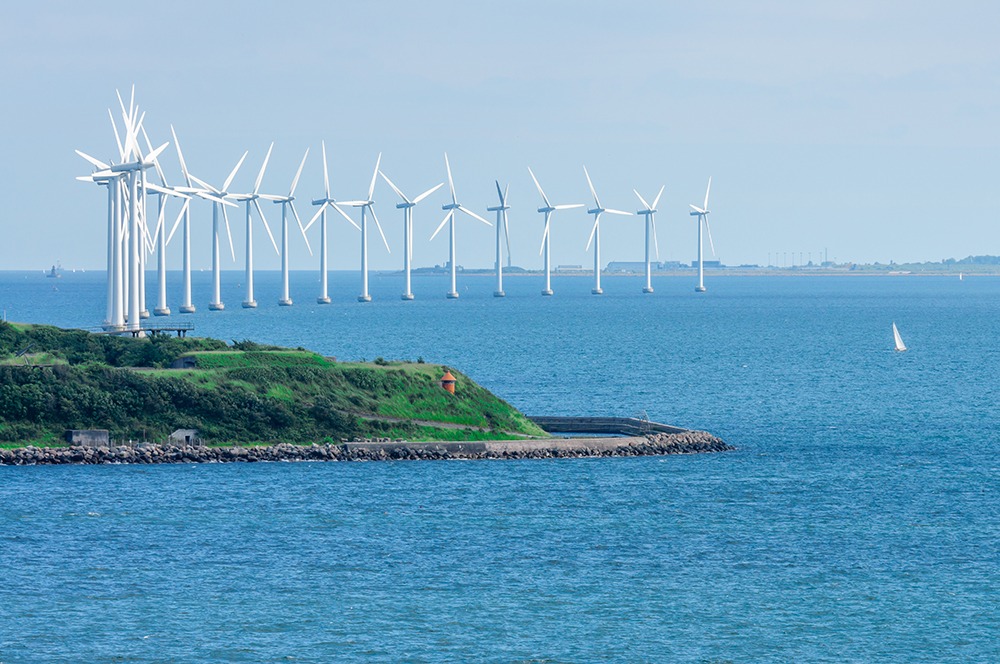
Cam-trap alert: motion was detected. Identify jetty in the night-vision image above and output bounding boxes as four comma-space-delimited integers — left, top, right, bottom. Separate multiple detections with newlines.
528, 416, 688, 436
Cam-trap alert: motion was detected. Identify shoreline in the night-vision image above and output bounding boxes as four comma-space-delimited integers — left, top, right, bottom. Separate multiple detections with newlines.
0, 431, 731, 465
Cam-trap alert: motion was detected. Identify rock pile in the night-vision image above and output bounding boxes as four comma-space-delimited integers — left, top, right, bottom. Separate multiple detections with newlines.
0, 431, 732, 466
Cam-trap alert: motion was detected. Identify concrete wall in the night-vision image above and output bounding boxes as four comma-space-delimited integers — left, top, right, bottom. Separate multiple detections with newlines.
64, 430, 110, 447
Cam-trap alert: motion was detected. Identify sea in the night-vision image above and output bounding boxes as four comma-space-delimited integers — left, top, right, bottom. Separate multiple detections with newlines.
0, 269, 997, 662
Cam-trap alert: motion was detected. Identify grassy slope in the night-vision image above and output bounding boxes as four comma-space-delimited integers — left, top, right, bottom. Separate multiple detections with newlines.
0, 323, 546, 445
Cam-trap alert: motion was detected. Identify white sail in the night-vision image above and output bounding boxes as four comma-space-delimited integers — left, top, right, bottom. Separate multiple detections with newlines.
893, 322, 907, 352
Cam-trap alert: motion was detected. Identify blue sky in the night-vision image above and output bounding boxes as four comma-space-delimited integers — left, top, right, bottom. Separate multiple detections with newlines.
1, 1, 998, 271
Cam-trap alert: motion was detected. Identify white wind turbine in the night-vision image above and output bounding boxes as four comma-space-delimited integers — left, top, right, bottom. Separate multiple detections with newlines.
167, 125, 237, 313
139, 126, 190, 316
271, 149, 312, 306
191, 152, 249, 310
340, 153, 392, 302
486, 181, 512, 297
528, 167, 583, 296
75, 165, 122, 329
379, 170, 443, 300
583, 167, 632, 295
230, 143, 280, 309
430, 154, 492, 299
634, 185, 665, 294
689, 176, 715, 293
306, 141, 361, 304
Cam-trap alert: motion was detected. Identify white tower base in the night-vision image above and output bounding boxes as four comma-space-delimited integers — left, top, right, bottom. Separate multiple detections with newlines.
316, 296, 331, 304
279, 298, 293, 307
695, 286, 707, 293
242, 300, 257, 309
446, 291, 459, 299
140, 310, 150, 319
179, 305, 196, 314
591, 288, 603, 295
358, 294, 372, 303
643, 286, 654, 294
493, 290, 505, 297
154, 307, 171, 316
209, 302, 225, 311
401, 293, 414, 301
541, 289, 554, 296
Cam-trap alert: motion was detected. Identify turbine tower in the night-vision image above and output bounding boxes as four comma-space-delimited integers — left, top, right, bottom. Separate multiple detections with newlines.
379, 170, 443, 300
528, 167, 583, 296
231, 143, 280, 309
306, 141, 360, 303
583, 166, 632, 295
338, 153, 390, 302
634, 185, 665, 293
271, 149, 312, 306
430, 154, 492, 299
689, 177, 715, 293
191, 153, 248, 310
486, 181, 511, 297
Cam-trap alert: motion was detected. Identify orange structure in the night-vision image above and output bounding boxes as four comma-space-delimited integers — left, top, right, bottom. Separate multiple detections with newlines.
440, 370, 456, 394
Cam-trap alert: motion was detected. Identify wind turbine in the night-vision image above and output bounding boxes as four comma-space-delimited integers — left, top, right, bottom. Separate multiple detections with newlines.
230, 143, 280, 309
528, 167, 583, 296
191, 152, 249, 310
379, 170, 443, 300
634, 185, 665, 293
486, 181, 511, 297
75, 164, 121, 329
271, 149, 312, 306
583, 167, 632, 295
340, 153, 391, 302
430, 154, 492, 299
306, 140, 360, 304
167, 125, 236, 314
140, 126, 190, 316
689, 177, 714, 293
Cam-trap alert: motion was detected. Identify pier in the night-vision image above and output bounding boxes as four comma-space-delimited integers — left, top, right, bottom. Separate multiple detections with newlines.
527, 416, 688, 436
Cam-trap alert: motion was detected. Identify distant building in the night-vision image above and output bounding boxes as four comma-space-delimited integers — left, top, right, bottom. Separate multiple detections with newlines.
691, 260, 723, 268
555, 264, 586, 273
170, 429, 201, 446
64, 430, 109, 447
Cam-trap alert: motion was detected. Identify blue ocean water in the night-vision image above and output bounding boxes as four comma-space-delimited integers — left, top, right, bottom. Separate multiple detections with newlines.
1, 270, 998, 662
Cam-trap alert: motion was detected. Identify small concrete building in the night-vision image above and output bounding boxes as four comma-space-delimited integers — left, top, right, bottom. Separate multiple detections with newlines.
64, 430, 110, 447
169, 429, 200, 446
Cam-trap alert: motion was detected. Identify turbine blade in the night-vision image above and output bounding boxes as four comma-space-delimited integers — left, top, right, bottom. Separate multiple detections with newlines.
166, 199, 190, 246
290, 201, 313, 256
585, 215, 600, 252
190, 174, 219, 194
223, 151, 248, 193
605, 208, 632, 216
76, 150, 109, 171
705, 217, 716, 256
633, 188, 651, 210
253, 198, 279, 254
554, 203, 585, 210
430, 211, 452, 241
651, 184, 665, 210
444, 153, 456, 203
538, 216, 550, 256
379, 170, 408, 203
504, 183, 510, 205
253, 142, 274, 194
651, 218, 660, 260
171, 125, 192, 186
527, 167, 550, 207
145, 142, 169, 164
321, 140, 330, 198
689, 204, 705, 213
704, 176, 712, 211
367, 152, 382, 201
583, 166, 601, 208
458, 205, 492, 226
222, 205, 236, 261
108, 108, 125, 161
503, 209, 512, 263
495, 180, 504, 204
141, 125, 168, 186
289, 148, 309, 196
413, 182, 443, 204
305, 204, 325, 233
370, 205, 391, 253
332, 203, 361, 231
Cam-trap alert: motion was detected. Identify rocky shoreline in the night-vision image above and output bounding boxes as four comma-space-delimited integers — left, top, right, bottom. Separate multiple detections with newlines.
0, 431, 732, 466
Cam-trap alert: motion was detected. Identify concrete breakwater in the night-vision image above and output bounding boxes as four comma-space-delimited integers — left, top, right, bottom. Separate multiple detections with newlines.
0, 431, 731, 465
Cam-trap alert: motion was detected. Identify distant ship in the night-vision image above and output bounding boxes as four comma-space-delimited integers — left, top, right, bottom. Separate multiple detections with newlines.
46, 263, 63, 279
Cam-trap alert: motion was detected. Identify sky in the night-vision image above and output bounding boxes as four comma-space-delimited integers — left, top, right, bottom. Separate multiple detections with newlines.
1, 0, 999, 271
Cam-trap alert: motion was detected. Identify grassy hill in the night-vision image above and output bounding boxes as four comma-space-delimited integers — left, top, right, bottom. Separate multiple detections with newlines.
0, 322, 546, 446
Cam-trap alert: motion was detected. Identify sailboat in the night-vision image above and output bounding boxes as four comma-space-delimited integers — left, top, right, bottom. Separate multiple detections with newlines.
892, 322, 907, 352
959, 272, 964, 281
